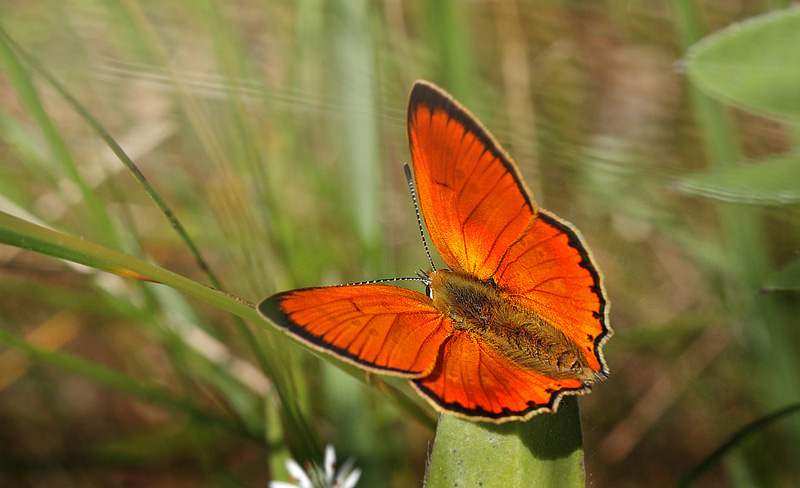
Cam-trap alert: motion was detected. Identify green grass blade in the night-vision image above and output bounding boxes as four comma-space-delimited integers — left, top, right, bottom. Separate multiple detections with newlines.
420, 0, 478, 102
0, 24, 119, 248
675, 403, 800, 488
0, 207, 327, 460
424, 396, 585, 488
0, 27, 221, 287
0, 25, 279, 391
0, 210, 257, 322
331, 0, 383, 273
1, 208, 423, 453
0, 327, 260, 442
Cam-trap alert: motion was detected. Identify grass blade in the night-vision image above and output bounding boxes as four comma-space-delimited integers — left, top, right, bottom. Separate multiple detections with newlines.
675, 403, 800, 488
0, 24, 119, 248
0, 327, 260, 442
0, 210, 257, 321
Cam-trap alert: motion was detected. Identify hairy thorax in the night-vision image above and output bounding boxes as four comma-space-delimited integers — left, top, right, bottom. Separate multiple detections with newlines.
427, 269, 599, 382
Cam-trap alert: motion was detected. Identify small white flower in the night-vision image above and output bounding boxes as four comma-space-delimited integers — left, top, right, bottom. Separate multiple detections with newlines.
270, 444, 361, 488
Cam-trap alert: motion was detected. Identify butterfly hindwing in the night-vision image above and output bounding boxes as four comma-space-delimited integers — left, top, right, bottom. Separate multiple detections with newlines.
412, 331, 589, 421
493, 210, 611, 376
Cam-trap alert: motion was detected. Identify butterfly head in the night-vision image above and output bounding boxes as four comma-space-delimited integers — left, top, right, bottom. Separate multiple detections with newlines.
418, 268, 439, 300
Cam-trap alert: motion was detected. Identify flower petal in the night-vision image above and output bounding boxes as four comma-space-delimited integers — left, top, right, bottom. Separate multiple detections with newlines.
285, 459, 313, 488
340, 467, 362, 488
324, 444, 336, 483
269, 482, 300, 488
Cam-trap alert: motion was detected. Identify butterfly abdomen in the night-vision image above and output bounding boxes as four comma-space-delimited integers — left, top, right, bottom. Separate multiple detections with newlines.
428, 269, 598, 383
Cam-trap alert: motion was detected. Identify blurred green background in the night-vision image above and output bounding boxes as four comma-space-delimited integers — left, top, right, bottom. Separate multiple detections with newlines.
1, 0, 799, 487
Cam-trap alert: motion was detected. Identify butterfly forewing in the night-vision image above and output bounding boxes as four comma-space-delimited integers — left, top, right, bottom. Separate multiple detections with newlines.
259, 284, 453, 377
407, 82, 537, 280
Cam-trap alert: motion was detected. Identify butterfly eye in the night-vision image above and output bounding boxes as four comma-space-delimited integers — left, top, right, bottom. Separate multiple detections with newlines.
426, 283, 434, 300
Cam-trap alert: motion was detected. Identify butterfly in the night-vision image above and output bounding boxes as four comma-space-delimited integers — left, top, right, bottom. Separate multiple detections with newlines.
258, 80, 611, 422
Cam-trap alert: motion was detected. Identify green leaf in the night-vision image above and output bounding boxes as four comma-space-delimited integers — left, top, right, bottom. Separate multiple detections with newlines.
676, 155, 800, 205
685, 7, 800, 120
424, 396, 585, 488
762, 258, 800, 291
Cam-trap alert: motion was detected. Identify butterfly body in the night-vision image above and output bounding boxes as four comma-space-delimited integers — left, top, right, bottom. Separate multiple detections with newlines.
259, 80, 611, 422
427, 268, 599, 383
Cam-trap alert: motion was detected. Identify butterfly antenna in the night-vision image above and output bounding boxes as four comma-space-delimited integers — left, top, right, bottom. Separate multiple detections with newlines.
337, 276, 426, 287
416, 268, 432, 285
404, 164, 436, 272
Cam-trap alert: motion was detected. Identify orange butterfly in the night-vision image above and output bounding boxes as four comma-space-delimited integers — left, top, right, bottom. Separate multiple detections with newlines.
258, 81, 611, 422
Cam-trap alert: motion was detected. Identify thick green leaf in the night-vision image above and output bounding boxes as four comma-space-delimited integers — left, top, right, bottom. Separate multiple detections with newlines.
676, 155, 800, 205
424, 396, 585, 488
762, 258, 800, 291
685, 7, 800, 120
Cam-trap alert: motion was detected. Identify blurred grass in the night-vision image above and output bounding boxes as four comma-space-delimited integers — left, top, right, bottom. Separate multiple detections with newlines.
0, 1, 799, 487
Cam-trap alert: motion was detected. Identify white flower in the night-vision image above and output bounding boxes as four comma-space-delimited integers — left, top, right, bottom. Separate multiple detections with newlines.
270, 444, 362, 488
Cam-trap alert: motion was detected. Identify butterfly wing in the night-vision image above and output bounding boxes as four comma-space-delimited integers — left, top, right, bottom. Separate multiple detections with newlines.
494, 211, 611, 376
259, 81, 610, 422
407, 81, 537, 279
408, 80, 611, 380
258, 284, 453, 377
412, 331, 589, 421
